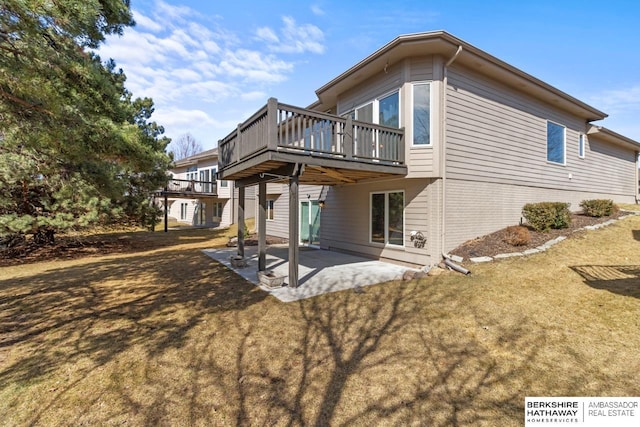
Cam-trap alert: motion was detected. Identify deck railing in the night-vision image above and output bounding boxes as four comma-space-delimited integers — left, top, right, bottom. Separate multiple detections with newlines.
163, 178, 218, 196
218, 98, 405, 171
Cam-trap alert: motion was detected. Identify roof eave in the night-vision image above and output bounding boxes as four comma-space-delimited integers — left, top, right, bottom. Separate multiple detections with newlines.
588, 125, 640, 150
314, 30, 607, 121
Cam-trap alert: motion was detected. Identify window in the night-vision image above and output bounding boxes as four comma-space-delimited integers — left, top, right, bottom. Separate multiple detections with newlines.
379, 92, 399, 128
180, 203, 188, 220
351, 90, 400, 128
412, 83, 431, 145
213, 202, 224, 218
267, 199, 275, 220
579, 134, 585, 158
220, 180, 228, 187
355, 102, 373, 122
370, 191, 404, 246
547, 121, 565, 164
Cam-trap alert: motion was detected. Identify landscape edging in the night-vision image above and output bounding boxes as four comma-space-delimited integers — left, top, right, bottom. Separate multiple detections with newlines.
467, 212, 638, 264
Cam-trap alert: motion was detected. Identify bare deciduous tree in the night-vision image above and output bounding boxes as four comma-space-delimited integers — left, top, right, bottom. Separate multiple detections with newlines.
169, 133, 203, 160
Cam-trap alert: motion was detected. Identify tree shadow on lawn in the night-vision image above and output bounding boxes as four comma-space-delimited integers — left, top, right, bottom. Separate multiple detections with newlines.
571, 265, 640, 298
0, 247, 267, 392
2, 255, 614, 426
228, 281, 549, 427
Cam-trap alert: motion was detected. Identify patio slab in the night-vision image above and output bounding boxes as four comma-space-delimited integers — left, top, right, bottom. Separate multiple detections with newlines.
202, 245, 409, 302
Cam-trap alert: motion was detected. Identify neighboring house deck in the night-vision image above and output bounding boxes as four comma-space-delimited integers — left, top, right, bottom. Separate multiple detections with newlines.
160, 148, 255, 231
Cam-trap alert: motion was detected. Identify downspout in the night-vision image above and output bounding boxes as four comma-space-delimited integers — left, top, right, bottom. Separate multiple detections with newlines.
636, 152, 639, 204
441, 45, 463, 260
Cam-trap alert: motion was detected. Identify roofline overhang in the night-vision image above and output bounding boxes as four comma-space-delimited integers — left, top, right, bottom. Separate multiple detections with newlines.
312, 30, 607, 121
587, 125, 640, 151
173, 148, 219, 167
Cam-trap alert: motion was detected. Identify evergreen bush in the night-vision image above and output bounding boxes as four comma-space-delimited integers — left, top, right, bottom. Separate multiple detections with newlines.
579, 199, 617, 217
522, 202, 571, 232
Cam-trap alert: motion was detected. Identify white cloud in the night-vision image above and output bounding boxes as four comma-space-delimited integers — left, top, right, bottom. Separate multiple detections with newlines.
240, 91, 267, 101
219, 49, 293, 83
256, 26, 279, 44
155, 0, 195, 21
587, 85, 640, 140
258, 16, 326, 55
311, 5, 325, 16
98, 2, 327, 147
132, 10, 162, 32
589, 85, 640, 115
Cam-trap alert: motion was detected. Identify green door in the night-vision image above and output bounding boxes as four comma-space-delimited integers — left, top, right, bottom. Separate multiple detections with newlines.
300, 201, 320, 246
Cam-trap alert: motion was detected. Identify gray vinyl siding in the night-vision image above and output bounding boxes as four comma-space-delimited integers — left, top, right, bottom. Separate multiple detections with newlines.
445, 64, 636, 194
443, 179, 636, 253
442, 63, 637, 252
265, 184, 322, 238
336, 62, 403, 115
336, 56, 440, 179
321, 178, 435, 267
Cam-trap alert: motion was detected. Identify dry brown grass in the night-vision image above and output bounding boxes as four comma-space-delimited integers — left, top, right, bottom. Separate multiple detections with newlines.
1, 215, 640, 426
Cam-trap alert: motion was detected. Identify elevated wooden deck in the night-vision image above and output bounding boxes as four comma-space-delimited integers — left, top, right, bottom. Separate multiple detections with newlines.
158, 178, 218, 198
218, 98, 407, 186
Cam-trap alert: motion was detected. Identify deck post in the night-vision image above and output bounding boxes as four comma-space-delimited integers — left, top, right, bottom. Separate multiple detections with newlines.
288, 174, 299, 287
267, 98, 278, 150
398, 128, 405, 163
258, 181, 267, 271
237, 186, 245, 259
164, 191, 168, 233
236, 124, 242, 164
344, 115, 353, 160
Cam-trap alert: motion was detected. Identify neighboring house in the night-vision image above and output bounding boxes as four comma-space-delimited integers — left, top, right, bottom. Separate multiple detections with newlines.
217, 31, 640, 286
164, 148, 255, 228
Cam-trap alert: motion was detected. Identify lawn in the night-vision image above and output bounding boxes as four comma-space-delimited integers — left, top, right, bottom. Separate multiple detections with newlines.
1, 214, 640, 426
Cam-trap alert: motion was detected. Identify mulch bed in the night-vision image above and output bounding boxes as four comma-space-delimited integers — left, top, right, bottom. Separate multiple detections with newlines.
449, 211, 628, 261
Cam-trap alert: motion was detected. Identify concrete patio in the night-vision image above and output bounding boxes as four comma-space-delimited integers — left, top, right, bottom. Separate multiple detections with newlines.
202, 245, 410, 302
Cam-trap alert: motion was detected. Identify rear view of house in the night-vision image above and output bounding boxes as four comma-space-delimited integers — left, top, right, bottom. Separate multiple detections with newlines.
216, 31, 640, 286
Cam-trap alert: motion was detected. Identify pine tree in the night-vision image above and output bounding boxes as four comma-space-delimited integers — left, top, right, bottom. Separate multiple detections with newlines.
0, 0, 171, 245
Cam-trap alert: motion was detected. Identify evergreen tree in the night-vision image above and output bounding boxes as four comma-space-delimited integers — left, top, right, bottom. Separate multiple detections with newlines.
0, 0, 171, 244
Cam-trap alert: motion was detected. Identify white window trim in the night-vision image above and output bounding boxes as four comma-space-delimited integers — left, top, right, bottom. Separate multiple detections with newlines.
546, 120, 566, 166
349, 89, 401, 126
266, 199, 275, 221
410, 81, 434, 147
578, 133, 586, 159
369, 190, 405, 248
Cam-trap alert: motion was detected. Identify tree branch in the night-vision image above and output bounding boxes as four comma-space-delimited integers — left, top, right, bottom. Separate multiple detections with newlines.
0, 89, 52, 115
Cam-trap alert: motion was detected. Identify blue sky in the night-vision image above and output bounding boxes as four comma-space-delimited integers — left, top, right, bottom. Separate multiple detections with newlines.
99, 0, 640, 151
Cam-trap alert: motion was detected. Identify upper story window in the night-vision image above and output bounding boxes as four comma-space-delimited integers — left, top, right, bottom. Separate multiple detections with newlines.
379, 92, 399, 128
579, 134, 586, 159
350, 90, 400, 128
547, 121, 566, 165
412, 83, 431, 145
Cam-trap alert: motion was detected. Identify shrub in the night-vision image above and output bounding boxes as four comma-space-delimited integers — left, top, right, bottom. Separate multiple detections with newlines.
522, 202, 571, 232
579, 199, 618, 217
503, 225, 531, 246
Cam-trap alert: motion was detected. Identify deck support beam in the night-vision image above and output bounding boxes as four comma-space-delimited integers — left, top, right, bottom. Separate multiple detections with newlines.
288, 171, 300, 287
164, 192, 168, 233
237, 186, 245, 259
258, 181, 267, 271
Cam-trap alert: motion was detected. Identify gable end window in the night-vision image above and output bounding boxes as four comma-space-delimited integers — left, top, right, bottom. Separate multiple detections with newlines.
547, 121, 566, 164
579, 134, 586, 159
412, 83, 431, 145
